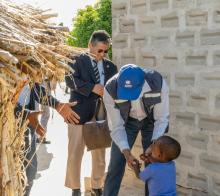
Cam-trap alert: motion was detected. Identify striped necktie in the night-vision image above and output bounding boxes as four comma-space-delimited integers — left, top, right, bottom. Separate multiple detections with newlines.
92, 60, 100, 84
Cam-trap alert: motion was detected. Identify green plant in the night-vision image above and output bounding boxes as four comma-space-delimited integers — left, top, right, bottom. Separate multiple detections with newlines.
67, 0, 112, 58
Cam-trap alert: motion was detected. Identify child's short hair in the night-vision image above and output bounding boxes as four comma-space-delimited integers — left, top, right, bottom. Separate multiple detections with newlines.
157, 136, 181, 161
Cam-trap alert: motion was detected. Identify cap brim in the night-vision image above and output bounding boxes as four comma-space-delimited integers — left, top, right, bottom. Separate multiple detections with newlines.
117, 86, 142, 100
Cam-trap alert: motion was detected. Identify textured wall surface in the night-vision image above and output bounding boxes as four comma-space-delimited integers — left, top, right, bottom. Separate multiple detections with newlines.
112, 0, 220, 195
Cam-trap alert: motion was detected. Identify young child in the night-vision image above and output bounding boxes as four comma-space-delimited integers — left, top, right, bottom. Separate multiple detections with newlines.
132, 136, 181, 196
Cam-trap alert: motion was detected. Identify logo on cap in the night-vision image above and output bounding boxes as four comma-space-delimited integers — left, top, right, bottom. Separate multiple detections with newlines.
125, 80, 132, 88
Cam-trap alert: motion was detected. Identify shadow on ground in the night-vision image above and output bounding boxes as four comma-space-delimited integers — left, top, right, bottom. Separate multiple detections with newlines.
35, 144, 53, 179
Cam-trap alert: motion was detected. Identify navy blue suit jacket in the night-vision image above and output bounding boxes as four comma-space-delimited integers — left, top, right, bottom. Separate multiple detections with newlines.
65, 53, 117, 124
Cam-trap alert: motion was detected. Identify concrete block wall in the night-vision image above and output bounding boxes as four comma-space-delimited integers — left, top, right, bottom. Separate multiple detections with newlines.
112, 0, 220, 195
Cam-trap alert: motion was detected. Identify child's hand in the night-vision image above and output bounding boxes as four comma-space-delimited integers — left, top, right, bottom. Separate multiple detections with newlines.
140, 153, 151, 164
145, 144, 153, 156
140, 144, 154, 163
131, 159, 141, 169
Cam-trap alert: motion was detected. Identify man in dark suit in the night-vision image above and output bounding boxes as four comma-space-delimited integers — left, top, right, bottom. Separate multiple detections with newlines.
65, 30, 117, 196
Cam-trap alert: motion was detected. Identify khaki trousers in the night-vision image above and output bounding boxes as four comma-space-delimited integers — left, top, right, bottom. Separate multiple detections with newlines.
65, 124, 106, 189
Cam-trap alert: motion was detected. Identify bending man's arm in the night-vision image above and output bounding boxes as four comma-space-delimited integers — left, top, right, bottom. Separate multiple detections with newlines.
151, 79, 169, 140
104, 88, 148, 168
103, 88, 130, 151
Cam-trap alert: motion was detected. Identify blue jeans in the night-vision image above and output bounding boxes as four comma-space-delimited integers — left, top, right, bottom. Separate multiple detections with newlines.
103, 117, 153, 196
24, 126, 38, 196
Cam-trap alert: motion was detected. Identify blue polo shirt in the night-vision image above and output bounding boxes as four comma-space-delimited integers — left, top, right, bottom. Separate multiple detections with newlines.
139, 161, 176, 196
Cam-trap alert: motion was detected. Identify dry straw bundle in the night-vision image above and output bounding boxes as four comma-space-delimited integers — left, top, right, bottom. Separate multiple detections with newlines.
0, 1, 84, 195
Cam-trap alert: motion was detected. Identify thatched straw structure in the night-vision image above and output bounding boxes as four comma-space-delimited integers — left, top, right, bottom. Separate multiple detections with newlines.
0, 1, 84, 195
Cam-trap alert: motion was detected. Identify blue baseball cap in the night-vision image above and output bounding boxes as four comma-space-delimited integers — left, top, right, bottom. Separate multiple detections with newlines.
117, 64, 145, 100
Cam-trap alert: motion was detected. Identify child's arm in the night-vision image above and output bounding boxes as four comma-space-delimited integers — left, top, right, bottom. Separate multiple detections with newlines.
139, 165, 153, 182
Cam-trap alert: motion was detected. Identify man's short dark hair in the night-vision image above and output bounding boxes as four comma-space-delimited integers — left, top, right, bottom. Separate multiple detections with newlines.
157, 135, 181, 161
89, 30, 111, 46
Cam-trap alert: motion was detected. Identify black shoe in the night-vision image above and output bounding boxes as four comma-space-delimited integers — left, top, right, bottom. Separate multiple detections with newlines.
72, 189, 81, 196
36, 138, 51, 144
36, 138, 40, 143
91, 188, 103, 196
42, 138, 51, 144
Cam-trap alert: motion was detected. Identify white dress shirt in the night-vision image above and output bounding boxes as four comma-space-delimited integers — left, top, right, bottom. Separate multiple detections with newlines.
90, 58, 105, 85
103, 79, 169, 152
129, 82, 149, 120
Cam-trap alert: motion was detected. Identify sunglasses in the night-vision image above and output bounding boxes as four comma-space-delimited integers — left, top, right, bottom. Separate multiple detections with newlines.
98, 49, 108, 54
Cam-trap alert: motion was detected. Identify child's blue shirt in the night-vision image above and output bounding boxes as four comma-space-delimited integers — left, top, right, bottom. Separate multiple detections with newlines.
139, 161, 176, 196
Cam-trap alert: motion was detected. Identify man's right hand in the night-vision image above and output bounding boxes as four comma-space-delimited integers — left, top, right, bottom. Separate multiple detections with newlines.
55, 102, 80, 124
92, 84, 104, 97
27, 111, 45, 137
122, 149, 138, 169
